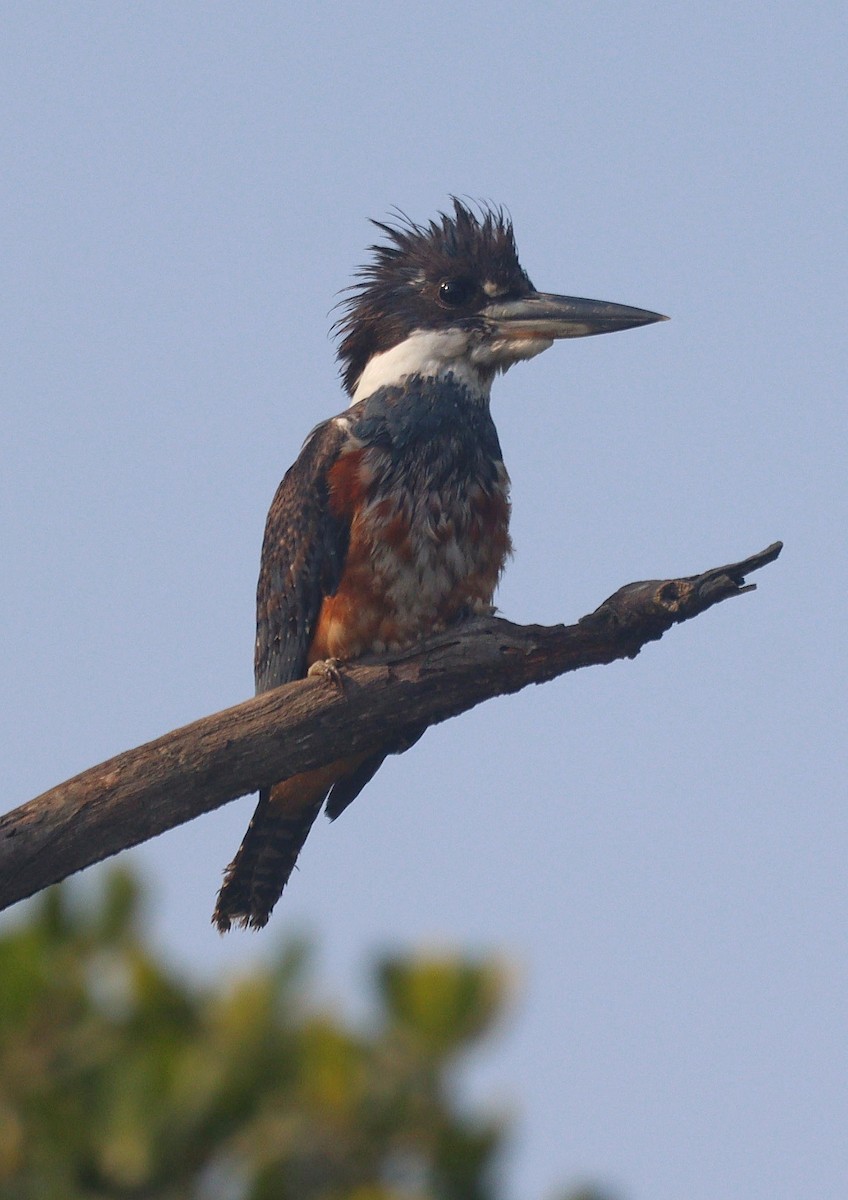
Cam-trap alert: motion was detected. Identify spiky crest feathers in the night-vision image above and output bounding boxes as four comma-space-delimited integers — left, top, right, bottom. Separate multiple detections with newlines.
335, 200, 533, 397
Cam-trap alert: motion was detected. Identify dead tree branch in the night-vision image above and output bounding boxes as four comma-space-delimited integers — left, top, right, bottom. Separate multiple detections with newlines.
0, 542, 782, 913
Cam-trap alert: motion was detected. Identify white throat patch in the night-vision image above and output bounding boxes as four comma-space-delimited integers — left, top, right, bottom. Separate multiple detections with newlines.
351, 328, 490, 404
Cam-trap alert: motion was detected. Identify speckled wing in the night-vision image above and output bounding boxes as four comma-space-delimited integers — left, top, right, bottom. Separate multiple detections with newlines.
254, 418, 351, 694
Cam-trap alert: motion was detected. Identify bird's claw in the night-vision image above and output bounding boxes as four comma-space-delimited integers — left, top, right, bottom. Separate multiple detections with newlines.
307, 657, 346, 696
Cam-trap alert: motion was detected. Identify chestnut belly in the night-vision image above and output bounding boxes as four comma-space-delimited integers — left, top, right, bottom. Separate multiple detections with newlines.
309, 471, 511, 662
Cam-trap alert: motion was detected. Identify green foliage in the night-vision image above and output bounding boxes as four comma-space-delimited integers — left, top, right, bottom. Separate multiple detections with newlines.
0, 870, 612, 1200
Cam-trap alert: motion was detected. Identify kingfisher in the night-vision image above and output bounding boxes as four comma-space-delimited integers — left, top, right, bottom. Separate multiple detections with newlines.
213, 200, 665, 932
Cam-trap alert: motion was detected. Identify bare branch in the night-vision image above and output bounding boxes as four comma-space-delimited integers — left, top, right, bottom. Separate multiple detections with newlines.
0, 542, 782, 913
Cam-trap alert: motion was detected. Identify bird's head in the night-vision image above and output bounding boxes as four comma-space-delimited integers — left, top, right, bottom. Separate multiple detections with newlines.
335, 199, 666, 402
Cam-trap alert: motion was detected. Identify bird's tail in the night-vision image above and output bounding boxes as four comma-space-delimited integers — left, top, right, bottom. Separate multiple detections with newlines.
212, 756, 368, 932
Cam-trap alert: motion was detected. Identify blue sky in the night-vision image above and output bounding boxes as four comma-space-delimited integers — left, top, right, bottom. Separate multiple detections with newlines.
2, 4, 846, 1198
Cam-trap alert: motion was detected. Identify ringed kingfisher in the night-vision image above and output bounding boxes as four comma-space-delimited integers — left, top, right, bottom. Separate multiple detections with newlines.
213, 200, 665, 932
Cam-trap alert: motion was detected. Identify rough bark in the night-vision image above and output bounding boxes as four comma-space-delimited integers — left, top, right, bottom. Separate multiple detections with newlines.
0, 542, 782, 913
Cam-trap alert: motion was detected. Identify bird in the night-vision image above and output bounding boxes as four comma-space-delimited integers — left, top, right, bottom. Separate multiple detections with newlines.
213, 199, 666, 932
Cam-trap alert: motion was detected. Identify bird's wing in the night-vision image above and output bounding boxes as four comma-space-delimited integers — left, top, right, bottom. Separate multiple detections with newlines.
254, 417, 351, 694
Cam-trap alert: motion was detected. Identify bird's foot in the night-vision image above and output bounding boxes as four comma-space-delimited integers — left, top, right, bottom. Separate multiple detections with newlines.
456, 601, 498, 622
307, 657, 346, 696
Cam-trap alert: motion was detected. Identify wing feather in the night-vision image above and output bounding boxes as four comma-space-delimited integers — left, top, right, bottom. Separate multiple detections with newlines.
254, 419, 351, 693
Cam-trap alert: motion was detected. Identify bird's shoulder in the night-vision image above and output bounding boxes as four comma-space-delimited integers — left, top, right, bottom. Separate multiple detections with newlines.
254, 413, 355, 692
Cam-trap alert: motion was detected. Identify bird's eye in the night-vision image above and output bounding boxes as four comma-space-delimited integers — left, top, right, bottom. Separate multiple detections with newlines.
438, 278, 476, 308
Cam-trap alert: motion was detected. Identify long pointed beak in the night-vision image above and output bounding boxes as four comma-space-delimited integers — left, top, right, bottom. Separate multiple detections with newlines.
483, 292, 668, 339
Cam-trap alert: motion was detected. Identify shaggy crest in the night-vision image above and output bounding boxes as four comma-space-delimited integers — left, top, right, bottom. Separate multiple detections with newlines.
335, 199, 534, 396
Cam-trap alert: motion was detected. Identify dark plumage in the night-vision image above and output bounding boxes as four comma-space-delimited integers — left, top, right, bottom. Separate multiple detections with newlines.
336, 201, 534, 396
213, 200, 665, 931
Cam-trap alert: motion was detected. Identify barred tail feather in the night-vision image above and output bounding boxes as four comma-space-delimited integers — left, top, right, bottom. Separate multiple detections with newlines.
213, 754, 371, 932
213, 777, 327, 932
